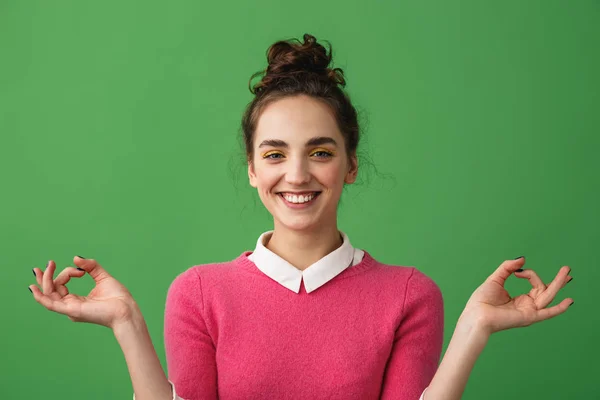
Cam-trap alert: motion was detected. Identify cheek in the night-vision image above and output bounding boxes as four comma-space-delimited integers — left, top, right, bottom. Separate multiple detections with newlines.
320, 162, 346, 186
253, 165, 280, 191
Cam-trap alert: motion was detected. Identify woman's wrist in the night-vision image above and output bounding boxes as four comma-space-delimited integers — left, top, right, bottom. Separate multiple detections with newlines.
111, 301, 146, 339
457, 304, 494, 337
454, 314, 491, 351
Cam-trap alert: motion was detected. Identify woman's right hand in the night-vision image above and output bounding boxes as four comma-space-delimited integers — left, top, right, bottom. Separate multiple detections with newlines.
29, 256, 139, 329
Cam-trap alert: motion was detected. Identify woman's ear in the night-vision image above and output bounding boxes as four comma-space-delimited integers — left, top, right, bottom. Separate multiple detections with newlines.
344, 153, 358, 184
248, 160, 258, 188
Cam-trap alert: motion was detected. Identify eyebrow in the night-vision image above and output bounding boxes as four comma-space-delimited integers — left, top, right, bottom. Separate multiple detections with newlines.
258, 136, 338, 148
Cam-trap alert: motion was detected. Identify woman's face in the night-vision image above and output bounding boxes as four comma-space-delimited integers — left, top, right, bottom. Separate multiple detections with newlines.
248, 94, 358, 233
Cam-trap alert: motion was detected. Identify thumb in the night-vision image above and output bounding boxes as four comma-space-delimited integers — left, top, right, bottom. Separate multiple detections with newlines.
73, 256, 112, 283
486, 256, 526, 286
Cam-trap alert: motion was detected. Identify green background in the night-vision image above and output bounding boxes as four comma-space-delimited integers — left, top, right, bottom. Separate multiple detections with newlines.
2, 1, 598, 399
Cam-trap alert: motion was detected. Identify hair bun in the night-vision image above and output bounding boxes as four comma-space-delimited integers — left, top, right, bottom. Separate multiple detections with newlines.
250, 33, 346, 95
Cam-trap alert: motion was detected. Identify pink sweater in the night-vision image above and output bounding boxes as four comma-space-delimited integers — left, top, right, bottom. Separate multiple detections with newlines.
163, 250, 444, 400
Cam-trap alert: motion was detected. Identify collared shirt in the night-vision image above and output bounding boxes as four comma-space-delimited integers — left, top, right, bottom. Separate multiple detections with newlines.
247, 230, 365, 293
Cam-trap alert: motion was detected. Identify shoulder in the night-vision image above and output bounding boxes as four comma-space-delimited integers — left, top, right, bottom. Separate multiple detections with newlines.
167, 256, 242, 294
369, 254, 440, 289
368, 255, 443, 304
406, 267, 442, 299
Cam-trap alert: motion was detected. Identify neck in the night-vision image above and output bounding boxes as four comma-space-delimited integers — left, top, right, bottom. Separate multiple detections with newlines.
266, 222, 343, 271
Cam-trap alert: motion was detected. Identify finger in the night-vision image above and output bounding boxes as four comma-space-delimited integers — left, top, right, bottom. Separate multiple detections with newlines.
29, 285, 72, 316
56, 284, 69, 297
535, 266, 571, 309
513, 269, 546, 293
33, 267, 43, 287
54, 267, 86, 286
54, 267, 86, 297
42, 262, 57, 294
487, 257, 526, 286
34, 261, 53, 286
73, 256, 111, 283
533, 297, 574, 324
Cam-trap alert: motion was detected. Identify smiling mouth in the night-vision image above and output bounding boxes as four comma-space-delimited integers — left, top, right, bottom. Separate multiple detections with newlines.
278, 192, 321, 205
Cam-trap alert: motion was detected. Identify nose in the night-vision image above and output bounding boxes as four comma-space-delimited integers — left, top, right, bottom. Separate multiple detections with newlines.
285, 157, 311, 186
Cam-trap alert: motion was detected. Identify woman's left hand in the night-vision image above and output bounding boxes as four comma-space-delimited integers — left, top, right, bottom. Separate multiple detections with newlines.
461, 257, 574, 335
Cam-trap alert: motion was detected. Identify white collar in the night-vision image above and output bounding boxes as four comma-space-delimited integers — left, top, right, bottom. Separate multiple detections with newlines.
247, 230, 364, 293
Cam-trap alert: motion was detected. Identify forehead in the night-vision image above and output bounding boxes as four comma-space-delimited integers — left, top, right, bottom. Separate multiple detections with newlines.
254, 95, 342, 145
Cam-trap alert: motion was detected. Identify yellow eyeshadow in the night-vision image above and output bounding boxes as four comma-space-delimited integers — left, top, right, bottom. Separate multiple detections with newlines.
310, 147, 335, 156
262, 150, 282, 158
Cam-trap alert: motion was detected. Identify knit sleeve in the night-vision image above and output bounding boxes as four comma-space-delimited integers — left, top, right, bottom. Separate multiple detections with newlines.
380, 268, 444, 400
164, 268, 218, 400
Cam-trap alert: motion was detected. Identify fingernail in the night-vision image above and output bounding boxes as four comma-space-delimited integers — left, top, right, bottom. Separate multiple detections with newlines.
77, 267, 85, 271
570, 301, 574, 307
514, 256, 524, 260
77, 255, 86, 259
567, 277, 573, 284
516, 268, 524, 272
28, 287, 32, 293
32, 268, 36, 277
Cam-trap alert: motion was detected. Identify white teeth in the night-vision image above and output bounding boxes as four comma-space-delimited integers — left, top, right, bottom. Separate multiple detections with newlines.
282, 193, 316, 204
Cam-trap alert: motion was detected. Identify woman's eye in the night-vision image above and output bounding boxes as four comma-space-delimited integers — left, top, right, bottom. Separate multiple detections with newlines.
264, 152, 283, 159
311, 151, 333, 158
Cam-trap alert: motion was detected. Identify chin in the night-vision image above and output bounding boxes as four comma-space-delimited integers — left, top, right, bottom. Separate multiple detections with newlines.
274, 215, 320, 232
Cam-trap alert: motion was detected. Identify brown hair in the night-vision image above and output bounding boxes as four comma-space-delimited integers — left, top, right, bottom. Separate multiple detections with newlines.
241, 33, 360, 164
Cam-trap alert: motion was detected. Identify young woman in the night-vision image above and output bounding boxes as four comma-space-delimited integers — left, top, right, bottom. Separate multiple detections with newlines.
29, 34, 574, 400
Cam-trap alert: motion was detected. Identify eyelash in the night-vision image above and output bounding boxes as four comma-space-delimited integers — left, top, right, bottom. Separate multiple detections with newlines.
262, 150, 334, 160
